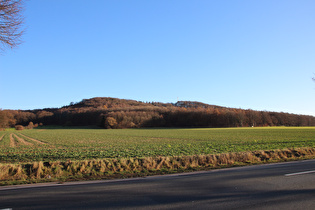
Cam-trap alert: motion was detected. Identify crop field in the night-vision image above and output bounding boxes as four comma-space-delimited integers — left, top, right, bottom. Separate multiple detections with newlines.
0, 127, 315, 163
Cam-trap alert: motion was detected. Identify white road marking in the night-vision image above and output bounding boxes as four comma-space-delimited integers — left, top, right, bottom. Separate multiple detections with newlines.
285, 170, 315, 177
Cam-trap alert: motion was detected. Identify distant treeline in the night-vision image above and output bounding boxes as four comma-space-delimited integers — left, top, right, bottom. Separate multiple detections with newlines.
1, 97, 315, 129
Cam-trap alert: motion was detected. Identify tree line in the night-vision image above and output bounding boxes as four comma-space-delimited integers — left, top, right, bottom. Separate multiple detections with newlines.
1, 97, 315, 129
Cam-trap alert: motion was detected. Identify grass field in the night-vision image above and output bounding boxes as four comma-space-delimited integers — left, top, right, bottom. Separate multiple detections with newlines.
0, 126, 315, 163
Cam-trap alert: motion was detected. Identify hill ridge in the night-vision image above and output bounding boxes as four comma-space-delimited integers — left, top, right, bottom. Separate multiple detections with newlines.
1, 97, 315, 129
63, 97, 224, 110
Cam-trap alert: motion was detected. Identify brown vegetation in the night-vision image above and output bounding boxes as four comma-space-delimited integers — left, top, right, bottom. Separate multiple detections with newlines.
104, 116, 117, 129
1, 147, 315, 185
15, 125, 24, 130
0, 0, 24, 51
1, 97, 315, 129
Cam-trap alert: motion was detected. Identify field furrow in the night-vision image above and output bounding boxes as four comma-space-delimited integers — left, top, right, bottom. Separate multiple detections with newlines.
17, 133, 46, 145
13, 134, 33, 146
9, 134, 17, 147
0, 134, 4, 141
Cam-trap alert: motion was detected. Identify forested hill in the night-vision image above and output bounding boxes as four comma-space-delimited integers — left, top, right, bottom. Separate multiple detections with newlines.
63, 97, 222, 109
1, 97, 315, 129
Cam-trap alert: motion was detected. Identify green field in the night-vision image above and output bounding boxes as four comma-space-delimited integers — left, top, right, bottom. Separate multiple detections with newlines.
0, 127, 314, 163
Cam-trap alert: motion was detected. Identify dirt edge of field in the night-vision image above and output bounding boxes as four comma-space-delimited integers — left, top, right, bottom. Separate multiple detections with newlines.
1, 147, 315, 186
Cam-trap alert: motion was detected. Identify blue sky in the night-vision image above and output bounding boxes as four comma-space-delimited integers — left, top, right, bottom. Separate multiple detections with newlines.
1, 0, 315, 116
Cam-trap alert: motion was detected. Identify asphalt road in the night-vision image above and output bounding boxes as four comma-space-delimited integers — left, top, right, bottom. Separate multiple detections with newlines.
1, 159, 315, 210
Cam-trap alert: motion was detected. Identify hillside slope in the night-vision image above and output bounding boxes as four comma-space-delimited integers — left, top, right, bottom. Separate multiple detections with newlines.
1, 97, 315, 128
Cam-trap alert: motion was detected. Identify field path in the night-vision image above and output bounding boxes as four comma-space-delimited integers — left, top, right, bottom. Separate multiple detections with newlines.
18, 134, 46, 145
0, 134, 4, 141
9, 134, 16, 147
13, 134, 33, 146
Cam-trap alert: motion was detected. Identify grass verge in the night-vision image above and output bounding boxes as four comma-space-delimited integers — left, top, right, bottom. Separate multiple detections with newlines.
1, 147, 315, 186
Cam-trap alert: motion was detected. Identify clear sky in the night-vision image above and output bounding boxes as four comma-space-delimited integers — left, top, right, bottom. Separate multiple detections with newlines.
1, 0, 315, 116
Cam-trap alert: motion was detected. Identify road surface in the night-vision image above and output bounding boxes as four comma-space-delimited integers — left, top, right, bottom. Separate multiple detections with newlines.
1, 159, 315, 209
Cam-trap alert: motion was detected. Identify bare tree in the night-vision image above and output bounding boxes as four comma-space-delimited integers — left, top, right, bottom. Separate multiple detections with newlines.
0, 0, 24, 51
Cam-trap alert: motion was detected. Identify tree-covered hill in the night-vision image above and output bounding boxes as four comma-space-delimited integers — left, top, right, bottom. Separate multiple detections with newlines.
1, 97, 315, 129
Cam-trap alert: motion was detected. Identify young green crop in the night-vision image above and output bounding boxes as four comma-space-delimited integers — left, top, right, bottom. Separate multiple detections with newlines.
0, 127, 314, 163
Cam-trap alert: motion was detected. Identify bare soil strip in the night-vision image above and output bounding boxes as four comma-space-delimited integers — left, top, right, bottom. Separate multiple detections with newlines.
13, 134, 33, 146
9, 134, 16, 147
0, 134, 4, 141
18, 134, 46, 145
